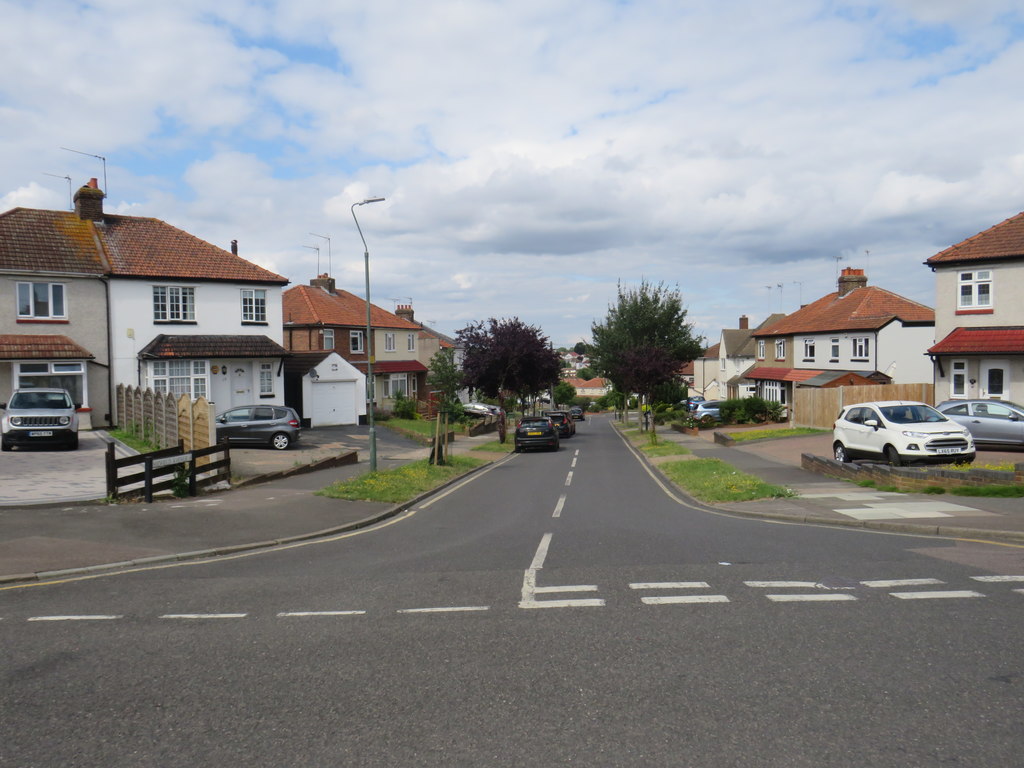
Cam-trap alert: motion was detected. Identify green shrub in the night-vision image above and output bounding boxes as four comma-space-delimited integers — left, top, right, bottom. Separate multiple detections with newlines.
392, 392, 418, 420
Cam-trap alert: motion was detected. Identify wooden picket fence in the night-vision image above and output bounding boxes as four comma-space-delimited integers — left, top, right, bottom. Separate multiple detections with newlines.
793, 383, 935, 429
115, 384, 215, 452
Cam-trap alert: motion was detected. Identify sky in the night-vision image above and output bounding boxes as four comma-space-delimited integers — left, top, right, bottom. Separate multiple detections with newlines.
2, 0, 1024, 349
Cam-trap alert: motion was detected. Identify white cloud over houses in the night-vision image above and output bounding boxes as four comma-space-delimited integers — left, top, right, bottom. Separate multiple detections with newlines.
2, 0, 1023, 347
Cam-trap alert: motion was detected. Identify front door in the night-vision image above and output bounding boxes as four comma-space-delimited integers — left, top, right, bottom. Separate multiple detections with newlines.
980, 360, 1008, 400
230, 363, 252, 407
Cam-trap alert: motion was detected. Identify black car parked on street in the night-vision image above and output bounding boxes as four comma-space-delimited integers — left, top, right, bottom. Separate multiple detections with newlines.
514, 416, 560, 452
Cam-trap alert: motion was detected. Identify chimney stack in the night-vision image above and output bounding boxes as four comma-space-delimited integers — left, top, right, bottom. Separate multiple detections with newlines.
739, 315, 749, 330
310, 273, 336, 292
838, 267, 868, 297
395, 304, 415, 322
231, 239, 238, 255
73, 178, 104, 222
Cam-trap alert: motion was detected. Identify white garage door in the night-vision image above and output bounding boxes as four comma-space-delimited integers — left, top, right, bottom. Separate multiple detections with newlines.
310, 381, 358, 426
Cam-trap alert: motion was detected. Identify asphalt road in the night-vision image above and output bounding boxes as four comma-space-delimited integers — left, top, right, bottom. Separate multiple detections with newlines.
2, 415, 1022, 766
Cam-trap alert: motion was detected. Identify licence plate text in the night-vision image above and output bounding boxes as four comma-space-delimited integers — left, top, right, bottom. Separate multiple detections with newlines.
29, 431, 54, 437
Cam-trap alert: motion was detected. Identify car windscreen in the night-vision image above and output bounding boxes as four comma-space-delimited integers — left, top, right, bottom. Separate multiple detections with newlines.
9, 392, 72, 409
880, 404, 947, 424
519, 419, 550, 427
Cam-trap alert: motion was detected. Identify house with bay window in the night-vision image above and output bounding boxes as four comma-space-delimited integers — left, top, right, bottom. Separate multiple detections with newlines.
747, 268, 934, 409
283, 275, 430, 422
1, 179, 290, 425
925, 211, 1024, 403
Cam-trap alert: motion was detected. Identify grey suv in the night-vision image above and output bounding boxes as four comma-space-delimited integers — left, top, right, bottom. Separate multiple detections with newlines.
1, 388, 80, 451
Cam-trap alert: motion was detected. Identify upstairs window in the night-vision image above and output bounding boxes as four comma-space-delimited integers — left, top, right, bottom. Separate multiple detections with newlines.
756, 340, 765, 360
958, 270, 992, 309
153, 286, 195, 322
830, 338, 840, 361
852, 337, 870, 360
774, 339, 786, 359
17, 282, 66, 319
803, 339, 815, 361
241, 289, 267, 323
322, 329, 335, 350
350, 330, 364, 354
407, 333, 416, 352
385, 332, 396, 352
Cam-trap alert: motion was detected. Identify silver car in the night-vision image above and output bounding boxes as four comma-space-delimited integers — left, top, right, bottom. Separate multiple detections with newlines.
216, 405, 301, 450
1, 388, 80, 451
936, 399, 1024, 447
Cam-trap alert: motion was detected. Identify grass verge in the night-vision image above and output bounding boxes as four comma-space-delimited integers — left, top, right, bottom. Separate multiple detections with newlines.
659, 458, 794, 503
727, 427, 828, 443
381, 418, 445, 444
316, 456, 485, 503
619, 426, 692, 457
473, 440, 515, 453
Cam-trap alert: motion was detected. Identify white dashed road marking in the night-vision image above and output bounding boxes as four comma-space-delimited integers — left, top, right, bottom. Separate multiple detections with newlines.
277, 611, 366, 617
766, 594, 858, 602
552, 494, 566, 518
27, 615, 122, 621
159, 613, 248, 619
890, 591, 985, 600
861, 579, 945, 588
397, 606, 490, 614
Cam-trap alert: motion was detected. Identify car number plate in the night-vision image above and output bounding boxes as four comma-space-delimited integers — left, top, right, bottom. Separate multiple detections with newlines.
527, 431, 542, 436
29, 431, 54, 437
936, 447, 961, 454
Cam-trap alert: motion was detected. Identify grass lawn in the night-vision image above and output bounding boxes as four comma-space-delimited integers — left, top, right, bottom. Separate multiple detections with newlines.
382, 418, 459, 444
473, 440, 515, 453
659, 458, 794, 503
728, 427, 828, 443
316, 456, 485, 503
619, 426, 691, 457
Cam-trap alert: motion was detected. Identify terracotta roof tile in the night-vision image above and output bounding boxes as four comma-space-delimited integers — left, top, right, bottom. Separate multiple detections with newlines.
745, 367, 823, 382
138, 334, 288, 359
0, 334, 95, 360
283, 284, 423, 330
927, 211, 1024, 265
0, 209, 106, 274
928, 327, 1024, 355
753, 286, 933, 336
351, 360, 428, 374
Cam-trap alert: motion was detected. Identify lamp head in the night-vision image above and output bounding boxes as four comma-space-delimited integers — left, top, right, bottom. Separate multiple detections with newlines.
357, 196, 385, 205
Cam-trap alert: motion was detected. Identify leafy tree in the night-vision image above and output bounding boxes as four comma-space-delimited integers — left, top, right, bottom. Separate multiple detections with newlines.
553, 381, 577, 407
576, 366, 596, 381
573, 341, 588, 355
457, 317, 561, 441
590, 280, 703, 433
427, 347, 462, 409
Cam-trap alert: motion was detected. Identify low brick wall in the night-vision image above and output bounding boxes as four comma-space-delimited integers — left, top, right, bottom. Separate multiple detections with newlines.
802, 453, 1024, 491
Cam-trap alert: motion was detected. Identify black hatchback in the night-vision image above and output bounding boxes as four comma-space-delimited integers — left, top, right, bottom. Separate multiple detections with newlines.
514, 416, 560, 452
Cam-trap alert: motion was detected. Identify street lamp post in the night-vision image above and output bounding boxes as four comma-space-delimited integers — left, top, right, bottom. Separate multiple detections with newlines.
351, 196, 386, 472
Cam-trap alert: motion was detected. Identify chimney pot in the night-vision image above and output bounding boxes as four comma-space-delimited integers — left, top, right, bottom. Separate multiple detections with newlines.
838, 267, 868, 297
231, 239, 238, 255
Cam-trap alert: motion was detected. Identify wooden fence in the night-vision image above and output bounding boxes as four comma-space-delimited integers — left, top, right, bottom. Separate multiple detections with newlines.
793, 382, 935, 429
115, 385, 215, 451
105, 441, 231, 502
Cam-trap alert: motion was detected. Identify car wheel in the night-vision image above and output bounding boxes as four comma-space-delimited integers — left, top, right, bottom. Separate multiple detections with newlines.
1, 441, 11, 452
67, 434, 79, 450
699, 415, 716, 427
513, 443, 521, 453
884, 445, 903, 467
833, 442, 850, 463
270, 432, 291, 450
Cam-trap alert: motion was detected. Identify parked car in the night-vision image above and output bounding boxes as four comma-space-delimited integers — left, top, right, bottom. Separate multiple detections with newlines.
569, 406, 585, 422
832, 400, 975, 466
463, 402, 503, 419
513, 416, 560, 452
543, 409, 575, 437
1, 388, 79, 451
686, 395, 706, 411
936, 399, 1024, 447
692, 400, 721, 425
216, 405, 302, 450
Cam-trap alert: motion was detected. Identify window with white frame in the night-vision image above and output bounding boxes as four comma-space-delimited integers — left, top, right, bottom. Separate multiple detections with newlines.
259, 363, 274, 395
757, 339, 765, 360
407, 333, 416, 352
383, 373, 408, 398
385, 332, 396, 352
151, 360, 207, 398
851, 337, 870, 360
241, 289, 267, 323
774, 339, 786, 359
958, 270, 992, 309
153, 286, 195, 322
15, 361, 85, 404
322, 328, 335, 350
17, 282, 66, 319
830, 338, 840, 361
951, 360, 967, 398
803, 339, 815, 361
350, 330, 364, 353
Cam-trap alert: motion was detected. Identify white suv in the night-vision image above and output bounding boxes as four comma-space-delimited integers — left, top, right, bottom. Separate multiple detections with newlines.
1, 388, 80, 451
832, 400, 974, 466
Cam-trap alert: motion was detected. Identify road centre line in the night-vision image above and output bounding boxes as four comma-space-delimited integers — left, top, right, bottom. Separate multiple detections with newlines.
571, 457, 578, 468
971, 575, 1024, 582
766, 594, 858, 602
553, 494, 566, 518
397, 606, 489, 614
27, 615, 122, 621
630, 582, 711, 590
159, 613, 248, 619
890, 591, 984, 600
565, 471, 573, 486
277, 611, 366, 617
642, 595, 729, 605
529, 533, 553, 571
862, 578, 945, 588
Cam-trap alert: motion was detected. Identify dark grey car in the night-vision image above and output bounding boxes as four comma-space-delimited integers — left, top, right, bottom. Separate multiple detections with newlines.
216, 405, 301, 450
936, 399, 1024, 447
